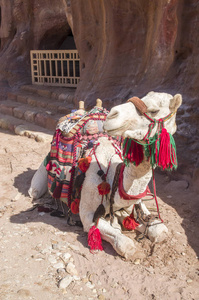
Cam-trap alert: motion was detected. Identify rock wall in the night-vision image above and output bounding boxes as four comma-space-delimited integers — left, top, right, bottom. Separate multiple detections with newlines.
0, 0, 198, 184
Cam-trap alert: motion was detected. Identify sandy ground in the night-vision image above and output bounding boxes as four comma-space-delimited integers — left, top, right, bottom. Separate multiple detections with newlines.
0, 129, 199, 300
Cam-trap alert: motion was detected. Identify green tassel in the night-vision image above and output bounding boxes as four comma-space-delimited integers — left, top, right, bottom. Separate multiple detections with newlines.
169, 133, 178, 170
44, 152, 51, 167
50, 179, 56, 193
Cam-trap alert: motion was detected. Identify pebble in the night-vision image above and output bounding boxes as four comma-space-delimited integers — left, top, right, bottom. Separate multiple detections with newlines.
63, 253, 71, 261
86, 281, 95, 289
48, 256, 57, 264
187, 279, 193, 283
98, 295, 105, 300
134, 258, 141, 265
38, 212, 45, 216
58, 275, 73, 289
53, 262, 65, 269
66, 262, 78, 276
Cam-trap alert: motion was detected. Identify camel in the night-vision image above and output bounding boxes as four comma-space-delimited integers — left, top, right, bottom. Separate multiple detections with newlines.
79, 91, 182, 259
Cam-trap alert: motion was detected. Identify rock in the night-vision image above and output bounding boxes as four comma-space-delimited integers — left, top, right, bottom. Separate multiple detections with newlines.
58, 275, 73, 289
48, 255, 57, 264
98, 295, 106, 300
66, 262, 78, 276
57, 268, 66, 275
62, 253, 71, 262
187, 279, 193, 283
53, 262, 65, 269
134, 258, 141, 265
86, 282, 95, 289
164, 180, 189, 192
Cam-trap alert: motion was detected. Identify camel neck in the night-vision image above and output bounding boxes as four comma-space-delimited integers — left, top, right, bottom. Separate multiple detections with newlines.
122, 159, 152, 196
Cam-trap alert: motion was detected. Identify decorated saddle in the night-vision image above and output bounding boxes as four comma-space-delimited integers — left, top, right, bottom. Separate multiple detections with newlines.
44, 101, 121, 214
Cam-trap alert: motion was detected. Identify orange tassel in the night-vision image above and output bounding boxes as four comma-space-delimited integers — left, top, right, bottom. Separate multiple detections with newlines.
78, 156, 92, 173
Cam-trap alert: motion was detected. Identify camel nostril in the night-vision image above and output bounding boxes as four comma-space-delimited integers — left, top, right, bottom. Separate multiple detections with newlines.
107, 109, 119, 119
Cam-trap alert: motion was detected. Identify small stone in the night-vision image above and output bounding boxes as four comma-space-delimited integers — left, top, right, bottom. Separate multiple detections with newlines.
181, 252, 186, 256
98, 295, 105, 300
134, 258, 141, 265
48, 256, 57, 264
63, 253, 71, 261
86, 281, 95, 289
82, 277, 89, 283
58, 275, 73, 289
102, 288, 106, 293
93, 289, 97, 294
66, 262, 78, 276
187, 279, 193, 283
38, 212, 45, 216
73, 276, 80, 281
53, 262, 65, 269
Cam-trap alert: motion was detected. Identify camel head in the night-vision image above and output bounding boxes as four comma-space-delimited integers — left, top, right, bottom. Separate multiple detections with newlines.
104, 92, 182, 140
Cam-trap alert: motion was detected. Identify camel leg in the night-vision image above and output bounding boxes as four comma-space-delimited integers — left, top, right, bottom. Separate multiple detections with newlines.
134, 200, 168, 242
97, 218, 137, 260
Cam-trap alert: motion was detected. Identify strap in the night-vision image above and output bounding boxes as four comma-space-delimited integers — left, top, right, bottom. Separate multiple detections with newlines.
109, 163, 123, 224
127, 97, 148, 114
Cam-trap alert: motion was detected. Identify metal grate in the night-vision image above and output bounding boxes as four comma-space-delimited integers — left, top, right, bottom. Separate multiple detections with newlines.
30, 50, 80, 87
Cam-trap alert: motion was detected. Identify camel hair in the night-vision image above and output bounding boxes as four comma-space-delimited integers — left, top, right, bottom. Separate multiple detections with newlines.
79, 91, 182, 260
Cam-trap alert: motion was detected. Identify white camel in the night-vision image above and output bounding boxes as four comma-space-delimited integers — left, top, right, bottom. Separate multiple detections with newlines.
79, 91, 182, 259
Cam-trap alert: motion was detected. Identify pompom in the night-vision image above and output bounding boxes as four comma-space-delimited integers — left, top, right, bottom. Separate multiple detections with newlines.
97, 182, 111, 195
78, 156, 92, 173
71, 198, 80, 214
123, 214, 139, 230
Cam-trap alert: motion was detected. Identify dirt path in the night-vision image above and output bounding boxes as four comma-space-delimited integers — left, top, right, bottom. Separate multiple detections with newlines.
0, 129, 199, 300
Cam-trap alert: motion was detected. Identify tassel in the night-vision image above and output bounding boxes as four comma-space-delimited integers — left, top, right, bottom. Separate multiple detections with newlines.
88, 225, 103, 252
50, 179, 56, 193
123, 213, 139, 230
123, 138, 144, 166
46, 161, 52, 171
43, 152, 51, 167
158, 128, 178, 171
53, 182, 63, 198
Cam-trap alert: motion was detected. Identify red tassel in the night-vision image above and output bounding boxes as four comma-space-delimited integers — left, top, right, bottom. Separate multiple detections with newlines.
123, 139, 144, 166
88, 225, 103, 252
133, 141, 144, 166
158, 128, 171, 170
46, 161, 52, 171
52, 182, 62, 198
123, 213, 139, 230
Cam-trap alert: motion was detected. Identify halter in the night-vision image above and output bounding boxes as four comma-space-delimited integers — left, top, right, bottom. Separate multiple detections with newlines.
122, 97, 178, 222
124, 97, 178, 171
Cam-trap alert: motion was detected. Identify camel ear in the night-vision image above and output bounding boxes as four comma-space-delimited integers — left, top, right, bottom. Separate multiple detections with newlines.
169, 94, 182, 112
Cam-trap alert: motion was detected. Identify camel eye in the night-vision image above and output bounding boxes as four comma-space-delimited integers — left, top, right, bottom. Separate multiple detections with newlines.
148, 109, 160, 115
